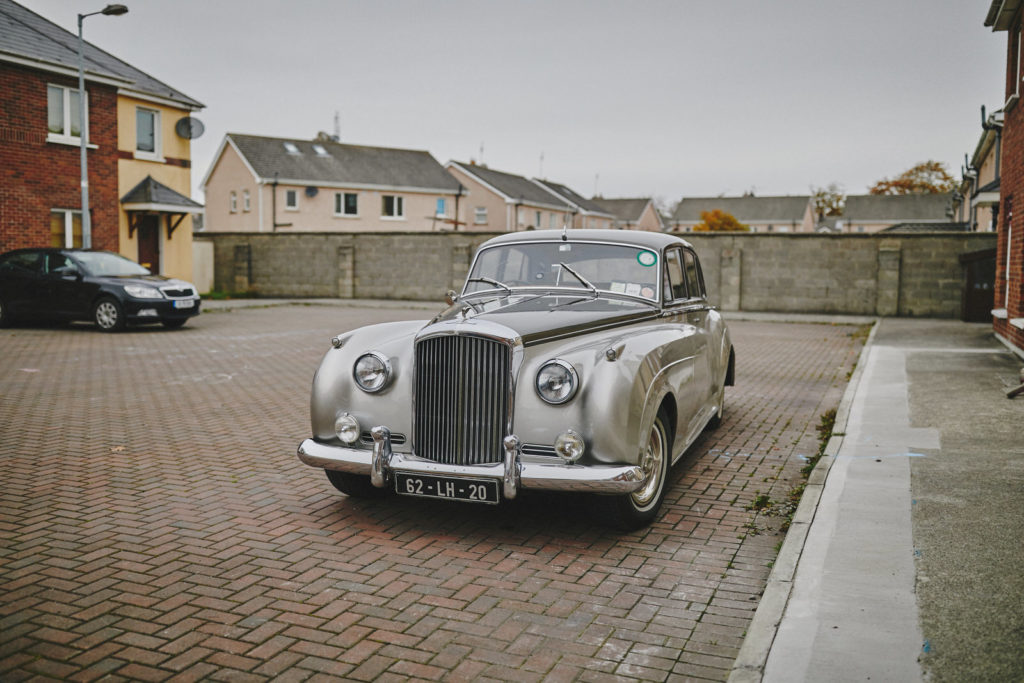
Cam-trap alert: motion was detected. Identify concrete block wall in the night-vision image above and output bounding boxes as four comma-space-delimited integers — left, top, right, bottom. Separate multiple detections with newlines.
197, 231, 998, 318
684, 233, 997, 317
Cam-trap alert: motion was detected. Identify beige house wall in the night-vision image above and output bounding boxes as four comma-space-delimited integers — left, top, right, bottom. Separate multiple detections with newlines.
635, 202, 663, 231
115, 95, 195, 281
204, 143, 260, 232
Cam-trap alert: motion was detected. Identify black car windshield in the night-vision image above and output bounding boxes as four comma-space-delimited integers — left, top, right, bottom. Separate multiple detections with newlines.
74, 252, 150, 277
465, 241, 660, 301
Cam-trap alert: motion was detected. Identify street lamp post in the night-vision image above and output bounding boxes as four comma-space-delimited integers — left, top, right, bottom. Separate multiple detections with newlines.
77, 3, 127, 249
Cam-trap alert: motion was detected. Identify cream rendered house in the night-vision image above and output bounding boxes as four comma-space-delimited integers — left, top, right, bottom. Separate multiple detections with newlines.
446, 161, 572, 232
532, 179, 615, 230
202, 134, 462, 232
591, 197, 664, 231
670, 195, 815, 233
841, 194, 954, 233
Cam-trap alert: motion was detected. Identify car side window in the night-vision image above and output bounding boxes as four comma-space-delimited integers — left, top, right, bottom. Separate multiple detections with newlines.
682, 250, 704, 299
0, 252, 42, 275
663, 249, 687, 302
44, 254, 77, 276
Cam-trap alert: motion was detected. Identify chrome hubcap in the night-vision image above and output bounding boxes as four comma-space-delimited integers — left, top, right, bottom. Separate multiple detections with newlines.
96, 302, 118, 328
632, 421, 665, 508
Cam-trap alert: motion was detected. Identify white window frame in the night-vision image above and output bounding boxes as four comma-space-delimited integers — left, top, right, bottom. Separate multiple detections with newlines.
474, 207, 488, 224
242, 190, 250, 212
47, 84, 91, 147
285, 189, 298, 211
549, 213, 557, 229
335, 192, 359, 217
382, 195, 404, 219
134, 106, 162, 161
535, 211, 542, 227
283, 142, 300, 154
230, 191, 238, 213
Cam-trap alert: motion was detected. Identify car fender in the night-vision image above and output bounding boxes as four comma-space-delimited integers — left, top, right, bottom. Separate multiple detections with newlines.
513, 321, 699, 467
310, 319, 425, 447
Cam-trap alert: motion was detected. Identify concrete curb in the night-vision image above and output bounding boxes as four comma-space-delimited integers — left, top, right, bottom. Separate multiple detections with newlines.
728, 320, 880, 682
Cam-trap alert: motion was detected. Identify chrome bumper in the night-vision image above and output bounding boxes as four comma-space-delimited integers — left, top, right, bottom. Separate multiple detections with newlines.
297, 426, 645, 499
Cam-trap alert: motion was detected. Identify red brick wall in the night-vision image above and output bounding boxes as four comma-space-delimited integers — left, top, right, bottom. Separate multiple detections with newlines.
0, 63, 119, 252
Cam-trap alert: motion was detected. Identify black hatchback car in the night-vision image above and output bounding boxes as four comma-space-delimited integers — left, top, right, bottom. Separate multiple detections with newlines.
0, 248, 201, 331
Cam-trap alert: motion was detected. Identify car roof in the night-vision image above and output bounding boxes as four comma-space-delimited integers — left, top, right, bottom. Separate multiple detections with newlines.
478, 229, 692, 252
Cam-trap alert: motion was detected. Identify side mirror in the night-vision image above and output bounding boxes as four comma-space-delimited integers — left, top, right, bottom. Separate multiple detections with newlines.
445, 290, 458, 306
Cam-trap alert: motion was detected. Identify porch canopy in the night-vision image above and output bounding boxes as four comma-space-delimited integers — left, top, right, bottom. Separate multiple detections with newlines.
121, 175, 203, 239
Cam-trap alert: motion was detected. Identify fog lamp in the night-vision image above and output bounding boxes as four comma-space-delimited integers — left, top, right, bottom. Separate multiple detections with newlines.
554, 430, 585, 463
335, 413, 360, 444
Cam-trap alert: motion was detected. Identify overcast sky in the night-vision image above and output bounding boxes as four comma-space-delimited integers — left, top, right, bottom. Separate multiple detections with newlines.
17, 0, 1007, 204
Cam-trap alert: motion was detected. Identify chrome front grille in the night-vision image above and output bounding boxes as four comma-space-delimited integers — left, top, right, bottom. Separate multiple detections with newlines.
414, 335, 510, 465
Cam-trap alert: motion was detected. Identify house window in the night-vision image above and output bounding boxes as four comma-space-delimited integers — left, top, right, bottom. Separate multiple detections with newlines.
474, 207, 487, 224
230, 191, 237, 213
47, 84, 85, 144
436, 198, 448, 217
535, 211, 541, 227
382, 195, 404, 218
285, 189, 298, 210
242, 190, 251, 212
49, 210, 82, 248
312, 144, 329, 156
283, 142, 300, 154
335, 192, 358, 216
549, 214, 557, 229
135, 107, 160, 159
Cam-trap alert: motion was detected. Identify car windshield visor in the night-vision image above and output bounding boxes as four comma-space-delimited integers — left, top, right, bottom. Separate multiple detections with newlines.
74, 252, 150, 277
464, 242, 660, 301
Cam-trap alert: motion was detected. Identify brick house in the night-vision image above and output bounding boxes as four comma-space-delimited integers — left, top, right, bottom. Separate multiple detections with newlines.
591, 197, 664, 232
669, 195, 815, 233
0, 0, 204, 280
985, 1, 1024, 357
202, 134, 462, 233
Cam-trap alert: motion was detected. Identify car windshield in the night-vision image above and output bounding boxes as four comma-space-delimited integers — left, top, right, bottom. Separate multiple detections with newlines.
465, 241, 660, 301
74, 251, 150, 277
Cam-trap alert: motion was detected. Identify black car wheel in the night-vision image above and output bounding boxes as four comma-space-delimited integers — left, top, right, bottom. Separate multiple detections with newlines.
609, 408, 671, 529
93, 297, 125, 332
325, 470, 388, 498
162, 318, 187, 329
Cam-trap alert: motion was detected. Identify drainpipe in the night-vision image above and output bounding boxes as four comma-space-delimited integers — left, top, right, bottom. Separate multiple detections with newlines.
454, 184, 464, 231
271, 171, 292, 231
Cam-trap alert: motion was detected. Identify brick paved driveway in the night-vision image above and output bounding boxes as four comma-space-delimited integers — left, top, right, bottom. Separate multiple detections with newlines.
0, 305, 864, 682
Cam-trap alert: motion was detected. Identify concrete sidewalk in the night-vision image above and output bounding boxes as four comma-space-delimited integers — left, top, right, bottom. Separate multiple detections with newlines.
732, 319, 1024, 682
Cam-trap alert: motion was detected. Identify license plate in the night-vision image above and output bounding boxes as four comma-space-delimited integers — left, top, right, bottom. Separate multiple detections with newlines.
394, 473, 500, 504
173, 299, 195, 309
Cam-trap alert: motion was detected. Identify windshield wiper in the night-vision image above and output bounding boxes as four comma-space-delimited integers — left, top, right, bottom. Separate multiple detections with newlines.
465, 277, 512, 295
558, 262, 598, 296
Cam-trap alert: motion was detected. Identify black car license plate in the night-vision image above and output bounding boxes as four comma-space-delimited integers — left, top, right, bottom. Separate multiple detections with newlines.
394, 473, 500, 504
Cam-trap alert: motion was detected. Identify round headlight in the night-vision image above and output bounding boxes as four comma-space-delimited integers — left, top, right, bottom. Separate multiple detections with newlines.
335, 413, 360, 444
554, 430, 585, 463
536, 359, 579, 404
353, 352, 391, 393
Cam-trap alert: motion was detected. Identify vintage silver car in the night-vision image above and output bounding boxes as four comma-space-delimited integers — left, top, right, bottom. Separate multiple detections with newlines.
297, 229, 734, 528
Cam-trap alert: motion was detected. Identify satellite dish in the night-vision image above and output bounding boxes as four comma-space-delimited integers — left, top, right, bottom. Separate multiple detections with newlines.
305, 186, 319, 198
174, 116, 205, 140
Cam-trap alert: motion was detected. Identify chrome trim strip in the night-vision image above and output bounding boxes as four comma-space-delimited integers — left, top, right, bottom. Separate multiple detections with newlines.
297, 438, 645, 494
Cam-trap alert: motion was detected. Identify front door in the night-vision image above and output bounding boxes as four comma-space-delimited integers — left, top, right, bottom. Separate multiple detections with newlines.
137, 215, 160, 274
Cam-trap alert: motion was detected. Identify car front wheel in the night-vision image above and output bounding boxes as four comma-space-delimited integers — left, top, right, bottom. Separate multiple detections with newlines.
609, 409, 671, 529
325, 470, 388, 498
93, 297, 125, 332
